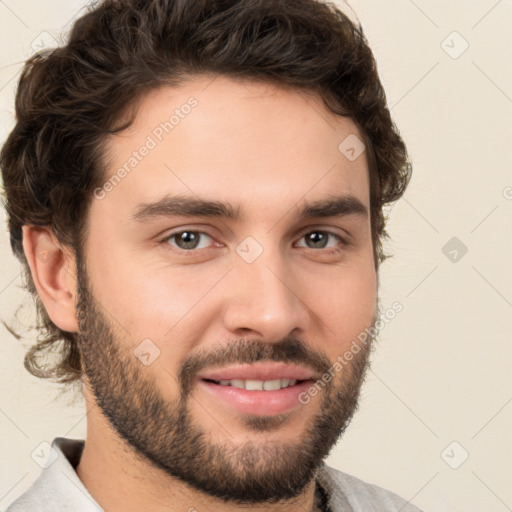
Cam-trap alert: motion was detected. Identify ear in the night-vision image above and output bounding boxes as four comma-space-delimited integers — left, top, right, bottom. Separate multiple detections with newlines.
22, 226, 79, 332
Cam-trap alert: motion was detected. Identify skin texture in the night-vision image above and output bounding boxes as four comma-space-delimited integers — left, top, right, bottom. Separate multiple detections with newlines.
22, 75, 378, 512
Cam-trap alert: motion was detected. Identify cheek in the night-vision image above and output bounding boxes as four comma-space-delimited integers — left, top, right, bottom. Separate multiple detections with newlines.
88, 247, 224, 344
310, 263, 377, 354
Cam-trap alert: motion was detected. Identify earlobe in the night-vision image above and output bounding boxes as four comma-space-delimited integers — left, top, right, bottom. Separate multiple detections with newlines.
22, 226, 79, 333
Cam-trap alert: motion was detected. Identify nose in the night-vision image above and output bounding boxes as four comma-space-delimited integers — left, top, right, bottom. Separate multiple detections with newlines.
221, 245, 310, 342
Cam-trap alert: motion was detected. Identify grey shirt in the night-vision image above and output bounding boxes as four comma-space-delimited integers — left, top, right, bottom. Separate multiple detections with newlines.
6, 437, 423, 512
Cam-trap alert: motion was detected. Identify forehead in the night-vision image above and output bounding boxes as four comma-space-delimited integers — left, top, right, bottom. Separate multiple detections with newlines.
96, 76, 370, 222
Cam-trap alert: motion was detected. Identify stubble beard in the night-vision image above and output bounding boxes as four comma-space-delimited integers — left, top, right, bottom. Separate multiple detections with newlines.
75, 257, 375, 505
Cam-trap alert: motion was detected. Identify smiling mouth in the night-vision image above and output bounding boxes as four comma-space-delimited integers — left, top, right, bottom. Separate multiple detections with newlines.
201, 378, 310, 391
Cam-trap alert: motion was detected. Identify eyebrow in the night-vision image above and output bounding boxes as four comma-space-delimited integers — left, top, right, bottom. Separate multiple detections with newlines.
132, 194, 368, 223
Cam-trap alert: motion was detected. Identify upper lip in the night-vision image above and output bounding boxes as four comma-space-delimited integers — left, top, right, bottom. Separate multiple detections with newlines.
197, 362, 317, 382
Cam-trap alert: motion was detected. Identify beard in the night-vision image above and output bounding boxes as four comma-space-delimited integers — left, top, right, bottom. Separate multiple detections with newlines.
75, 255, 376, 505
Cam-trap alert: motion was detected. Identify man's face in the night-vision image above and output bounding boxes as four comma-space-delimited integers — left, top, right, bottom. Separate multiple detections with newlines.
76, 76, 377, 503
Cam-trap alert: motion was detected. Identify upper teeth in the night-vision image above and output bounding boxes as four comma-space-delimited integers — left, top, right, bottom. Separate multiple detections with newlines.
216, 378, 297, 390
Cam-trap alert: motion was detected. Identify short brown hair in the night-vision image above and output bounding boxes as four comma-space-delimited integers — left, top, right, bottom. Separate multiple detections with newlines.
0, 0, 412, 385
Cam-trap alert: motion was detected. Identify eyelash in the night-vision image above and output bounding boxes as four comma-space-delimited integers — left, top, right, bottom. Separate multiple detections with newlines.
159, 229, 350, 256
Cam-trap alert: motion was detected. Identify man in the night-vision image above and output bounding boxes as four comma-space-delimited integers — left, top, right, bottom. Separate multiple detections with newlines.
1, 0, 418, 510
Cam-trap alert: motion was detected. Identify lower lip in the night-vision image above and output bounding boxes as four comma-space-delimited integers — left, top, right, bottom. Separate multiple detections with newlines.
198, 379, 313, 416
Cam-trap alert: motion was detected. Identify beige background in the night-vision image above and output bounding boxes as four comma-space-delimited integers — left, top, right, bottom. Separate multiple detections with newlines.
1, 1, 511, 510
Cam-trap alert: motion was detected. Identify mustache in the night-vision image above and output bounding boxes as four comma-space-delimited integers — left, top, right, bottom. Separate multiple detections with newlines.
178, 337, 332, 397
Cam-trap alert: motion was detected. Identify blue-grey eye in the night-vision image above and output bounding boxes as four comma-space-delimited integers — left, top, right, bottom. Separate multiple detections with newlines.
166, 231, 213, 250
297, 231, 341, 250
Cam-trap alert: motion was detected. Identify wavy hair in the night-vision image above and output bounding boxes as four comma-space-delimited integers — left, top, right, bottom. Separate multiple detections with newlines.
0, 0, 412, 385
